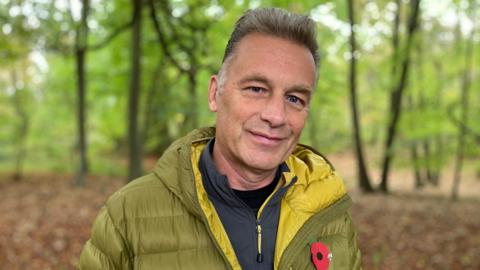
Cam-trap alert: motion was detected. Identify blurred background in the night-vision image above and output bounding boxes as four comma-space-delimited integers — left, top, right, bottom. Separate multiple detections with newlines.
0, 0, 479, 269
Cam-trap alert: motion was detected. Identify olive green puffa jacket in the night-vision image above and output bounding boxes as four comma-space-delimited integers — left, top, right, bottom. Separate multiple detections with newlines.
79, 127, 362, 270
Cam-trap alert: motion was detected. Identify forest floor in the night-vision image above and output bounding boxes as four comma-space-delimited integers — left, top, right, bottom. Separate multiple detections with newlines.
0, 154, 479, 269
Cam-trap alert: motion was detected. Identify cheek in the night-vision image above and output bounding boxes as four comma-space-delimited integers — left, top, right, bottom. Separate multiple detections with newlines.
289, 114, 308, 135
231, 103, 260, 122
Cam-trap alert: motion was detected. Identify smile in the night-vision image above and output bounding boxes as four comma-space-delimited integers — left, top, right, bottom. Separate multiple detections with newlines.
249, 131, 285, 146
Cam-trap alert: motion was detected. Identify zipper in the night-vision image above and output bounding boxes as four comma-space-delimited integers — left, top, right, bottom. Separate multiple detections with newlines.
191, 140, 290, 268
254, 186, 274, 264
254, 173, 291, 264
256, 221, 263, 263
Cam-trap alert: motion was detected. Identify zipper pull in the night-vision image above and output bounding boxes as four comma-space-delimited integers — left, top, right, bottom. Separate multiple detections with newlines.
256, 223, 263, 263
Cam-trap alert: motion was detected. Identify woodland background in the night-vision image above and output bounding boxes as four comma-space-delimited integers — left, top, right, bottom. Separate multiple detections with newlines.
0, 0, 479, 269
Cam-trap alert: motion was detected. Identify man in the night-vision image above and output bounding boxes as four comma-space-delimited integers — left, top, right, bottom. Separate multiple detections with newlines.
80, 7, 361, 270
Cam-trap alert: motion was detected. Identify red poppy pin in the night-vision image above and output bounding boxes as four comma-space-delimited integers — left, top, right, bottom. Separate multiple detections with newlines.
310, 241, 332, 270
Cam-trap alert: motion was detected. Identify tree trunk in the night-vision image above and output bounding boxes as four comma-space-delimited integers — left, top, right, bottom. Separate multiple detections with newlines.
410, 142, 424, 188
308, 111, 321, 150
422, 141, 436, 185
128, 0, 143, 181
142, 60, 163, 149
347, 0, 373, 192
427, 59, 446, 184
74, 0, 90, 187
11, 71, 29, 182
405, 95, 424, 188
413, 24, 437, 186
379, 0, 421, 193
452, 1, 476, 201
431, 62, 445, 184
183, 71, 198, 133
390, 0, 401, 81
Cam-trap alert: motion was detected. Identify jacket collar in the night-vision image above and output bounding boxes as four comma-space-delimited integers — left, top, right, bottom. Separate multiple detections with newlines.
153, 127, 216, 218
154, 127, 347, 218
199, 138, 290, 209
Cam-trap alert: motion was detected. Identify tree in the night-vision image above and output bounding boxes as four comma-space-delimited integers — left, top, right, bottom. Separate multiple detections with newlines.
73, 0, 91, 187
451, 0, 477, 201
379, 0, 421, 192
407, 19, 436, 189
405, 95, 424, 188
10, 70, 31, 181
1, 0, 36, 181
346, 0, 373, 192
72, 0, 133, 185
148, 0, 216, 134
128, 0, 144, 181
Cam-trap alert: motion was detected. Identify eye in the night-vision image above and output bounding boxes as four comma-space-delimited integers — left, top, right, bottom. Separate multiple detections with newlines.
248, 86, 265, 93
241, 86, 269, 98
286, 95, 305, 106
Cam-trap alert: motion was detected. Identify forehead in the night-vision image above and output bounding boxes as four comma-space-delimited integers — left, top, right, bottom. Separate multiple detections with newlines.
225, 33, 316, 88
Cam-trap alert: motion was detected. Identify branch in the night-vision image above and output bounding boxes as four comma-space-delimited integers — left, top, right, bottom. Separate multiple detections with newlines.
174, 0, 214, 32
178, 17, 212, 32
0, 14, 9, 22
158, 0, 197, 55
87, 21, 134, 51
447, 103, 480, 144
148, 0, 188, 73
45, 43, 72, 56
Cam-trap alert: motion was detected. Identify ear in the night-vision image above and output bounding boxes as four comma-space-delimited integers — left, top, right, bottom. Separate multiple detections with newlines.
208, 75, 219, 112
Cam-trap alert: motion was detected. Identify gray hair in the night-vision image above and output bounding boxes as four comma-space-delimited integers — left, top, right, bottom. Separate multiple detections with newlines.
217, 7, 320, 90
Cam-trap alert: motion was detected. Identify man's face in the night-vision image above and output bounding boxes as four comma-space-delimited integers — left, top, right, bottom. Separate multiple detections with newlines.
208, 33, 316, 173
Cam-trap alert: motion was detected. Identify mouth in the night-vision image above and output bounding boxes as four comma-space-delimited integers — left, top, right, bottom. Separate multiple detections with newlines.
249, 131, 285, 145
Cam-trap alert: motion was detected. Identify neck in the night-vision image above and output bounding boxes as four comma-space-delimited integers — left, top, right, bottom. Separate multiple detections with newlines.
212, 144, 277, 191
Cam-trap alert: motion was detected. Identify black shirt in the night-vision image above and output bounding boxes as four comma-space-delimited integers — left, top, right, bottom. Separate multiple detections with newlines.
232, 170, 281, 216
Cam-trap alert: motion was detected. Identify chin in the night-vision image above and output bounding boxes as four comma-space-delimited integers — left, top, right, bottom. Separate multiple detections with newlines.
243, 153, 285, 171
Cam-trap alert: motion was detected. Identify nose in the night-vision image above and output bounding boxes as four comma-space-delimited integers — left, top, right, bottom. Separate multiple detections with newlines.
260, 96, 286, 127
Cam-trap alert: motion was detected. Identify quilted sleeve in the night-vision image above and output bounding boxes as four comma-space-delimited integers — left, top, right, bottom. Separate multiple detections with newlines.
346, 212, 362, 270
79, 206, 132, 270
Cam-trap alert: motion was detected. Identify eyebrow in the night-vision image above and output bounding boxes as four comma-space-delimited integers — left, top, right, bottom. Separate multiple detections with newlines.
238, 73, 314, 95
287, 85, 313, 95
238, 74, 273, 89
